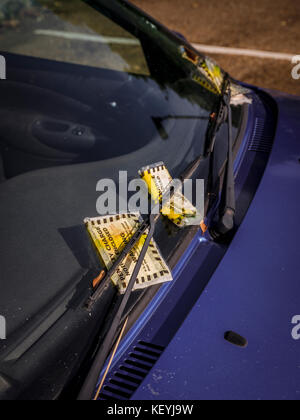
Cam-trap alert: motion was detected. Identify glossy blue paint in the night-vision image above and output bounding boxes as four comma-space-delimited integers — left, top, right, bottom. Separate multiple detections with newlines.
132, 90, 300, 400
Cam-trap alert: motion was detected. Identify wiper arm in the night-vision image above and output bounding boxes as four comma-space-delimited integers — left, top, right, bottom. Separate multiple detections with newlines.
206, 74, 236, 237
205, 74, 231, 156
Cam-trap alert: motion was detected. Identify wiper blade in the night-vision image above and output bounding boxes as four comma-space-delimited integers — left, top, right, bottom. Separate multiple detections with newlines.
206, 74, 236, 237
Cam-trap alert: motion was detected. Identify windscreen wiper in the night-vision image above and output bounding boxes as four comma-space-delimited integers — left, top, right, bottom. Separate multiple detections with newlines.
78, 213, 158, 400
78, 155, 204, 400
205, 73, 236, 237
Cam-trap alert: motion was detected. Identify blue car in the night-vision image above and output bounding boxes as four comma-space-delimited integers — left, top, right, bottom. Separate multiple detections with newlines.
0, 0, 299, 401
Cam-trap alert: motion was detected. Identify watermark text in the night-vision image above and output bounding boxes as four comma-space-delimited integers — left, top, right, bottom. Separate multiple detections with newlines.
0, 55, 6, 80
291, 315, 300, 340
292, 56, 300, 80
96, 171, 204, 225
0, 316, 6, 340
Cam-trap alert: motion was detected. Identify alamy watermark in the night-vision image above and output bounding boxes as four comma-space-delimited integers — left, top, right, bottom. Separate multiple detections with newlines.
0, 316, 6, 340
96, 171, 204, 225
291, 315, 300, 341
0, 55, 6, 80
292, 56, 300, 80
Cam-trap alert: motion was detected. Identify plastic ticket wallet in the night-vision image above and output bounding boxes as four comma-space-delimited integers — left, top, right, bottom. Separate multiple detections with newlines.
139, 162, 203, 228
85, 213, 173, 294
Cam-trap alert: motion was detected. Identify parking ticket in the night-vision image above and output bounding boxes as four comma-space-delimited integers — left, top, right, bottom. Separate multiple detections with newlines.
84, 213, 173, 294
139, 162, 202, 228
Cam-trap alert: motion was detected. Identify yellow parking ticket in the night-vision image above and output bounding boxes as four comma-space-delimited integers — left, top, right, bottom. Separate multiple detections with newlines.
84, 213, 173, 294
139, 162, 201, 228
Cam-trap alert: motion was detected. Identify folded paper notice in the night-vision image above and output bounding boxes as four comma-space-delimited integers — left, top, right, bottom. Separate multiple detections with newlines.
139, 162, 203, 228
85, 213, 173, 294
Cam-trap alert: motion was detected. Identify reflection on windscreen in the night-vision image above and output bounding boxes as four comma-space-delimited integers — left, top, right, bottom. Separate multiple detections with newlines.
0, 0, 150, 75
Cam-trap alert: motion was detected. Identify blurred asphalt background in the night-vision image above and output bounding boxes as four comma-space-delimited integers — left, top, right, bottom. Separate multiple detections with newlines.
131, 0, 300, 95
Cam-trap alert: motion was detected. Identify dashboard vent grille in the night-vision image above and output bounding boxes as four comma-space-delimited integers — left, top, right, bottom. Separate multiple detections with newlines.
98, 341, 165, 400
248, 118, 273, 153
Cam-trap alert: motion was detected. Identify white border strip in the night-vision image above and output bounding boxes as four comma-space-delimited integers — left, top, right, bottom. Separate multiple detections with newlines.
34, 30, 140, 45
192, 43, 295, 61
